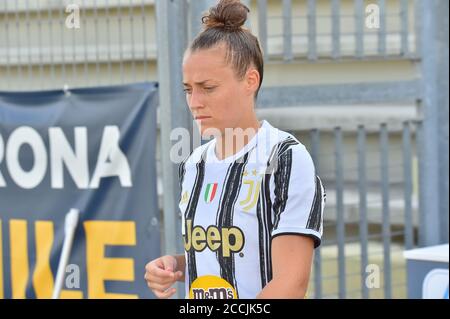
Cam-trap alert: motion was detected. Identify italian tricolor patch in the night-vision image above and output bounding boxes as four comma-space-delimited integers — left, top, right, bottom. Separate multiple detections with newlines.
204, 183, 218, 203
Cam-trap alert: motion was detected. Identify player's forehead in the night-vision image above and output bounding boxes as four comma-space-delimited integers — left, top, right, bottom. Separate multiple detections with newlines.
183, 46, 234, 85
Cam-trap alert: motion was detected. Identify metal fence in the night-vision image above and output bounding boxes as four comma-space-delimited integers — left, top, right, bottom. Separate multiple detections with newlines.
1, 0, 420, 91
302, 120, 421, 298
1, 0, 155, 91
256, 0, 417, 62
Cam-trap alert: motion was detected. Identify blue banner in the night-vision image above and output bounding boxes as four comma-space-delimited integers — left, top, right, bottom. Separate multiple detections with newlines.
0, 83, 160, 299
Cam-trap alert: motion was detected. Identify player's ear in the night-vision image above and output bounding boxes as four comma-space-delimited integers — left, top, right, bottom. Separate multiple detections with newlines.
245, 68, 260, 97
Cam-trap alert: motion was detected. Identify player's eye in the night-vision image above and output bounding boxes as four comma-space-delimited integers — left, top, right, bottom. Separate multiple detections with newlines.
204, 87, 216, 92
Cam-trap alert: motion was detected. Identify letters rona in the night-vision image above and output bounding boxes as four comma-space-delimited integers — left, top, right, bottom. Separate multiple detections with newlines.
0, 126, 132, 189
179, 303, 214, 317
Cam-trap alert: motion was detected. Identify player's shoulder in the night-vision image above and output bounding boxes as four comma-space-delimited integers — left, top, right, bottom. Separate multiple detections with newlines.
265, 123, 311, 160
264, 125, 316, 181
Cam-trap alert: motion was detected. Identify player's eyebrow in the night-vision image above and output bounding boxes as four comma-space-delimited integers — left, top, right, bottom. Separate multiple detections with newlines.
183, 80, 216, 86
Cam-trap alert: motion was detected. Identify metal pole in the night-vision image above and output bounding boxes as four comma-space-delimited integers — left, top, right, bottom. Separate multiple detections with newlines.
377, 0, 386, 56
334, 127, 346, 298
59, 2, 67, 87
52, 209, 80, 299
25, 0, 33, 87
310, 129, 322, 299
282, 0, 293, 61
82, 0, 88, 86
257, 0, 269, 62
354, 0, 364, 58
105, 0, 113, 84
140, 0, 149, 81
37, 0, 44, 90
156, 0, 191, 299
402, 121, 414, 250
307, 0, 317, 60
129, 0, 136, 82
118, 0, 124, 84
4, 1, 11, 90
331, 0, 341, 59
400, 0, 409, 56
357, 125, 369, 299
190, 0, 216, 40
93, 0, 100, 85
380, 123, 392, 299
416, 0, 448, 245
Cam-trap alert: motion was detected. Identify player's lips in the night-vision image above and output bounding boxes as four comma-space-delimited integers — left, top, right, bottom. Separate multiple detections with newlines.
195, 116, 212, 120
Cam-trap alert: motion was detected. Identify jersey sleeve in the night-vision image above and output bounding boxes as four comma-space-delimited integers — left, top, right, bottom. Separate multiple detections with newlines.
270, 143, 325, 248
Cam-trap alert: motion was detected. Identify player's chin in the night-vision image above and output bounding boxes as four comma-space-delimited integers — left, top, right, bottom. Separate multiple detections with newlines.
198, 122, 221, 138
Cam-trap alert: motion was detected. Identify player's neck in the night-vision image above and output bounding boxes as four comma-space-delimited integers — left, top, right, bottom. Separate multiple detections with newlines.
215, 115, 261, 161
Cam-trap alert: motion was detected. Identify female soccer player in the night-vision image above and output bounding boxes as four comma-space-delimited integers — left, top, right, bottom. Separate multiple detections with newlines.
145, 0, 325, 299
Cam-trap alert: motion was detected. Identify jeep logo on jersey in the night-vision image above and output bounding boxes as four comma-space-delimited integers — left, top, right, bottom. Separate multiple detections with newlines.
204, 183, 218, 203
183, 219, 244, 257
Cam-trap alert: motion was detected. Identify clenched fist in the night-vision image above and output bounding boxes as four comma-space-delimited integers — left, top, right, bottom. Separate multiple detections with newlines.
144, 255, 184, 299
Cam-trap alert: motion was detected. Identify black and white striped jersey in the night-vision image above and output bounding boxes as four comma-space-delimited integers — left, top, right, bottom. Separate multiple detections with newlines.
178, 120, 325, 299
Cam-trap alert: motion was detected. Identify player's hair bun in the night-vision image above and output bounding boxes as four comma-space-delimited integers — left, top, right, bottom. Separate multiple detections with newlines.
202, 0, 250, 32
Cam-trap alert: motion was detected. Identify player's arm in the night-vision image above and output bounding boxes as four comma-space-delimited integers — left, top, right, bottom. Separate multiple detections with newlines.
256, 234, 314, 299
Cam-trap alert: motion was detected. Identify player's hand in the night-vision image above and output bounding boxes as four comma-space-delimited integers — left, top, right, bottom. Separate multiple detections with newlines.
144, 255, 183, 299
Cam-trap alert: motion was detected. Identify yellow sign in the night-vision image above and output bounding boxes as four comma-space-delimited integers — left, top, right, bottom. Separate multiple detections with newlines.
0, 219, 137, 299
189, 275, 237, 299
